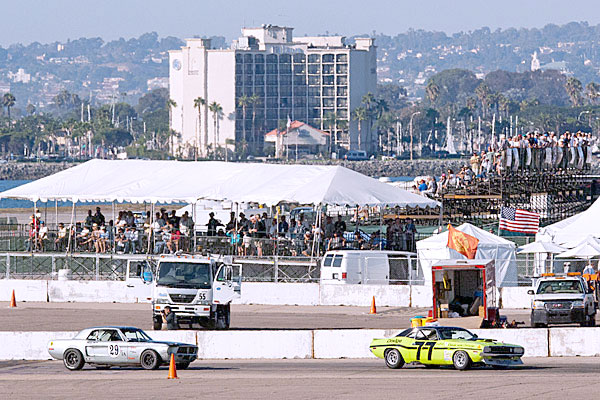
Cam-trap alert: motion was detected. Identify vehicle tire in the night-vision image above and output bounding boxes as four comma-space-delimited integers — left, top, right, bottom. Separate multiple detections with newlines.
215, 305, 230, 330
384, 348, 404, 369
176, 362, 190, 370
590, 314, 597, 327
63, 349, 85, 371
94, 365, 111, 370
452, 351, 471, 370
140, 349, 161, 370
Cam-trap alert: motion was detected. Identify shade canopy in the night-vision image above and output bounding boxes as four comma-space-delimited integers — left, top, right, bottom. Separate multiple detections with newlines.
517, 241, 566, 254
557, 236, 600, 259
416, 223, 518, 287
538, 197, 600, 245
0, 160, 440, 208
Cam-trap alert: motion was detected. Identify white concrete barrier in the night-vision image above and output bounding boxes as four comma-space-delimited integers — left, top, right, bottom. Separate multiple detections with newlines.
0, 280, 48, 302
196, 330, 313, 359
48, 281, 134, 302
472, 328, 548, 357
549, 327, 600, 357
313, 329, 400, 358
0, 331, 76, 360
500, 286, 532, 309
148, 330, 198, 346
233, 282, 320, 306
320, 284, 411, 307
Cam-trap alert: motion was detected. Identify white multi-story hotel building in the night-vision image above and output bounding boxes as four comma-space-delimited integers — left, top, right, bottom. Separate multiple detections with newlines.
169, 25, 376, 157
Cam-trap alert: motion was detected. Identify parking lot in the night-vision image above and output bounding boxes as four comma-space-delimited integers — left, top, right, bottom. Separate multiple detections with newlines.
1, 358, 599, 399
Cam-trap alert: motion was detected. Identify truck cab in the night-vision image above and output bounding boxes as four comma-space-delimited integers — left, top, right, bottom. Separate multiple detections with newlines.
146, 255, 241, 330
528, 273, 597, 327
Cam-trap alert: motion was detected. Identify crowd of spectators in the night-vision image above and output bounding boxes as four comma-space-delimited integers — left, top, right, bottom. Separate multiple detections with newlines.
412, 131, 596, 197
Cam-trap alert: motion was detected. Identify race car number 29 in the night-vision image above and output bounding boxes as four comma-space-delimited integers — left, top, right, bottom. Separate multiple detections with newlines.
109, 344, 120, 357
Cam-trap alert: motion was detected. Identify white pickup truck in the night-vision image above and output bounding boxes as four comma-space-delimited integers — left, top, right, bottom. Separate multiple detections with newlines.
528, 274, 597, 327
143, 255, 241, 330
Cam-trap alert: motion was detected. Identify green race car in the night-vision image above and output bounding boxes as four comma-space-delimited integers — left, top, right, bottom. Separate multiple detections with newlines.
370, 326, 524, 370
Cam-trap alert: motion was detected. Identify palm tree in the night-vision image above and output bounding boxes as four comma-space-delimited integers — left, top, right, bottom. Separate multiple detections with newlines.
361, 93, 376, 151
586, 82, 600, 105
425, 81, 440, 103
475, 83, 491, 118
166, 99, 177, 156
323, 111, 339, 156
193, 96, 206, 160
565, 77, 583, 106
209, 101, 223, 160
352, 106, 368, 151
237, 94, 250, 152
248, 94, 260, 154
2, 93, 16, 129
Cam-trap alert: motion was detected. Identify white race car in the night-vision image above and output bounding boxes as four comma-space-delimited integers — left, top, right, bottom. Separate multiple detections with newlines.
48, 326, 198, 371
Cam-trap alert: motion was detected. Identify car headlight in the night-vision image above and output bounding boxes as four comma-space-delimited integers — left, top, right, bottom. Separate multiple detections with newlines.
483, 346, 491, 353
533, 300, 545, 309
514, 347, 524, 354
155, 298, 168, 304
572, 300, 584, 308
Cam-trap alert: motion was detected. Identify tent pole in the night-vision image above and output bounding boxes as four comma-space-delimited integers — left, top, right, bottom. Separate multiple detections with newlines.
112, 201, 115, 254
33, 200, 37, 252
54, 200, 58, 230
379, 206, 383, 250
66, 200, 75, 255
147, 203, 154, 254
193, 201, 197, 254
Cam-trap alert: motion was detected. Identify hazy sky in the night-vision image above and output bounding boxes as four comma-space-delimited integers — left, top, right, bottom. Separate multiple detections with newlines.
2, 0, 600, 46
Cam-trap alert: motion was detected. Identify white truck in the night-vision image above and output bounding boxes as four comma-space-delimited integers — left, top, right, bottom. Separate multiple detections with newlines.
142, 254, 241, 330
528, 273, 597, 327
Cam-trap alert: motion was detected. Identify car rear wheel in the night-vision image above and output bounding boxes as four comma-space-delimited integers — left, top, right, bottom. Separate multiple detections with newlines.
63, 349, 85, 371
140, 349, 161, 370
384, 348, 404, 369
176, 362, 190, 370
452, 351, 471, 370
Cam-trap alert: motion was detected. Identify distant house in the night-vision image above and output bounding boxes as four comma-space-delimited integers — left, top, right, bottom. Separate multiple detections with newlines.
264, 121, 330, 158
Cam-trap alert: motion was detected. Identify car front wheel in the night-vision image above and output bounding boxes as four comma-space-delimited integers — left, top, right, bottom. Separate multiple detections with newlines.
176, 362, 190, 370
453, 351, 471, 370
140, 349, 161, 370
384, 348, 405, 369
63, 349, 85, 371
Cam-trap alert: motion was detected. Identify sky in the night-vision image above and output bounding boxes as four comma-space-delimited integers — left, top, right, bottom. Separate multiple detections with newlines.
2, 0, 600, 46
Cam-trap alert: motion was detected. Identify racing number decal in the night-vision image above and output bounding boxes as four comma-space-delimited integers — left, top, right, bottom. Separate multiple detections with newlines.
414, 341, 437, 361
109, 344, 119, 357
198, 293, 206, 300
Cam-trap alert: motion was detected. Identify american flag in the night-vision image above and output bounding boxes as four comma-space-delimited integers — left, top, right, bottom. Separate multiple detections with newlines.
499, 207, 540, 234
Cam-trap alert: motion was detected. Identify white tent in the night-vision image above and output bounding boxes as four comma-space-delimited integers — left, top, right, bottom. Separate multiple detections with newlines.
538, 197, 600, 245
557, 236, 600, 259
416, 223, 518, 287
0, 159, 440, 208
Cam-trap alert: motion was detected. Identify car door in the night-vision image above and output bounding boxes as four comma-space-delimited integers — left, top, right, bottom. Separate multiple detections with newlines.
85, 329, 127, 364
213, 264, 239, 304
412, 328, 439, 364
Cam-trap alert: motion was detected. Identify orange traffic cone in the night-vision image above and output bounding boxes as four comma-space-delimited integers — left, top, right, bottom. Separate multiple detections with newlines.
9, 290, 16, 308
167, 353, 178, 379
369, 296, 377, 314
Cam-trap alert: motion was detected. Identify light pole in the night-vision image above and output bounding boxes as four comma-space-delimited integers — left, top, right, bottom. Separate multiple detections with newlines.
409, 111, 420, 161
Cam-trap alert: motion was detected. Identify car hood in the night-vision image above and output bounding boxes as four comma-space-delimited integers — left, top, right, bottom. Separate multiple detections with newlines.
148, 341, 197, 347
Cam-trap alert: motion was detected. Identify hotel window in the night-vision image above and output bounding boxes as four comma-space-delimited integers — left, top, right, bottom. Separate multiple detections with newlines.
308, 54, 320, 63
336, 54, 348, 63
322, 54, 334, 63
322, 75, 334, 85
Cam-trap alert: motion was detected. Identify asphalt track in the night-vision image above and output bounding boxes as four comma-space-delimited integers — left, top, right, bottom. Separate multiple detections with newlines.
1, 358, 599, 399
0, 302, 534, 331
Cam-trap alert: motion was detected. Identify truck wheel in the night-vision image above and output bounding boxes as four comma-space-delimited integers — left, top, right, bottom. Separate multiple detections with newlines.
153, 318, 162, 330
452, 351, 471, 370
590, 314, 597, 327
384, 348, 404, 369
63, 349, 85, 371
140, 349, 160, 370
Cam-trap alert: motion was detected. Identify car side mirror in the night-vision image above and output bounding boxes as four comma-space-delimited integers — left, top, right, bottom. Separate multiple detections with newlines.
142, 270, 153, 284
527, 290, 534, 295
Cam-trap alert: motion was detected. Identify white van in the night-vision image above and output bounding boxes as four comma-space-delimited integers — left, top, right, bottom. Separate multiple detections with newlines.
320, 250, 417, 285
345, 150, 368, 161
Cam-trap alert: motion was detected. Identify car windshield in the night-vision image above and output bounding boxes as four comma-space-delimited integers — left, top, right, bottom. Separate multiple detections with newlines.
537, 280, 583, 294
156, 261, 211, 289
120, 328, 152, 342
437, 327, 476, 340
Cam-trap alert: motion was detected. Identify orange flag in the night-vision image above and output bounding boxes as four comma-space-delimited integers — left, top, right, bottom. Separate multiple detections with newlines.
447, 224, 479, 259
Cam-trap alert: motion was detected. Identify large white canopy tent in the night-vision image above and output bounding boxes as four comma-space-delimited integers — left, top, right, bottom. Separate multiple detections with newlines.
0, 160, 440, 208
537, 197, 600, 245
416, 223, 518, 287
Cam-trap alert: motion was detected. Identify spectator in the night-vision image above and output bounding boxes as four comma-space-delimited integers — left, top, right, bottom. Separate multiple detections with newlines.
84, 210, 94, 229
324, 216, 335, 239
328, 231, 345, 250
93, 207, 105, 226
334, 215, 346, 234
278, 215, 289, 236
54, 223, 67, 251
37, 222, 48, 251
206, 212, 223, 236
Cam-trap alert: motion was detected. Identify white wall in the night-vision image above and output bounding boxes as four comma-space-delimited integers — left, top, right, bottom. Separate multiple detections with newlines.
501, 286, 532, 309
233, 282, 319, 306
0, 280, 47, 302
549, 328, 600, 357
320, 283, 410, 306
472, 328, 548, 357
